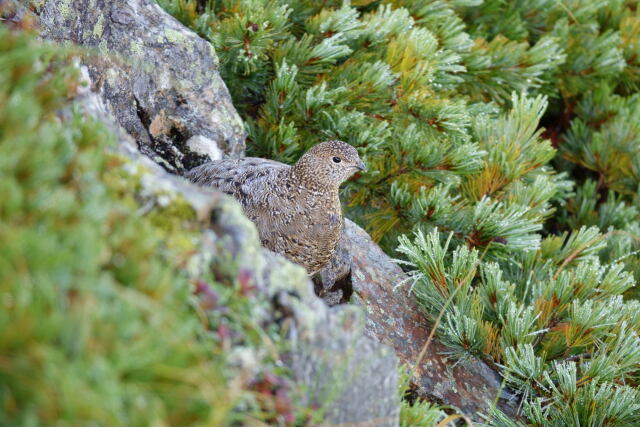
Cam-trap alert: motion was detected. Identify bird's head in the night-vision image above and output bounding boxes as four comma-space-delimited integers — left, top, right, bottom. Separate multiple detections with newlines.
293, 140, 366, 188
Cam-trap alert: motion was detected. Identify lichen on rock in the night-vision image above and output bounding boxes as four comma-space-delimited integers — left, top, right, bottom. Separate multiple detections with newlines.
35, 0, 246, 173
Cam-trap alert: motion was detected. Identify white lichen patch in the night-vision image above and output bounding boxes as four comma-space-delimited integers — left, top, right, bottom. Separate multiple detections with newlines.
156, 70, 172, 90
76, 64, 92, 96
122, 159, 144, 177
186, 135, 223, 161
228, 346, 263, 375
106, 67, 119, 85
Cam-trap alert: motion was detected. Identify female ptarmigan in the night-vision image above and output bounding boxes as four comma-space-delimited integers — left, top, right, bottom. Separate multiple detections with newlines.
185, 140, 366, 275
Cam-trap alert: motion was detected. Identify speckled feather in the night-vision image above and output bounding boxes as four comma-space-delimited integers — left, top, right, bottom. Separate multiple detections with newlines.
186, 141, 365, 275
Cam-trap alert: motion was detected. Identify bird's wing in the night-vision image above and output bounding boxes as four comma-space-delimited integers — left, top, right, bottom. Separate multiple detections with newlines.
186, 157, 286, 186
186, 157, 341, 274
185, 157, 289, 206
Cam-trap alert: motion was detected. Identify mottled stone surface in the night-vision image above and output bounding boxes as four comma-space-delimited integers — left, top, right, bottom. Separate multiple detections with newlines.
318, 220, 520, 420
315, 229, 352, 301
288, 303, 399, 426
34, 0, 245, 172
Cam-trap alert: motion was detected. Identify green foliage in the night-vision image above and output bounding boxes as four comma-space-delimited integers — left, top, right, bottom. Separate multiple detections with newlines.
0, 27, 298, 426
399, 227, 640, 425
459, 0, 640, 296
397, 370, 453, 426
400, 400, 448, 427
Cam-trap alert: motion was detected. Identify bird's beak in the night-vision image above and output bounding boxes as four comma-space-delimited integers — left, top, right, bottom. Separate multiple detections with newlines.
356, 160, 367, 171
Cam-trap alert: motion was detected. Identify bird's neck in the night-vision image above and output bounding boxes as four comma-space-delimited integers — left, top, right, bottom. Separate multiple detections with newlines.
289, 163, 339, 194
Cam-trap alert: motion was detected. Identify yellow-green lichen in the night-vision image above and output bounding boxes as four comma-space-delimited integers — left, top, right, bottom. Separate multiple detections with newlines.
164, 28, 194, 56
148, 203, 199, 255
93, 14, 104, 38
165, 28, 187, 45
130, 40, 144, 57
57, 0, 74, 19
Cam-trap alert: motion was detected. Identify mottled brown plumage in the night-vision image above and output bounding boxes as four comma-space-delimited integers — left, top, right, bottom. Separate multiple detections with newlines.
186, 141, 365, 275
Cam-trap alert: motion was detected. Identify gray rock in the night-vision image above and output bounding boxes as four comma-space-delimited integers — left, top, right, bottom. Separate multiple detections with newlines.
288, 304, 400, 426
315, 228, 352, 302
318, 220, 520, 421
33, 0, 245, 172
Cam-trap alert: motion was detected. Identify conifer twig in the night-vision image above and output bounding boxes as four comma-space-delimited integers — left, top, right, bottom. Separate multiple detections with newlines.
408, 242, 491, 426
553, 230, 640, 280
410, 243, 491, 377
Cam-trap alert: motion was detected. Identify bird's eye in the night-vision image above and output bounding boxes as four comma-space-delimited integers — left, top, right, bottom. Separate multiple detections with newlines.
332, 157, 341, 163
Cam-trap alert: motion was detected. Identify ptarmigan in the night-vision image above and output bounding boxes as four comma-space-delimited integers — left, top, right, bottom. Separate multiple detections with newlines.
186, 140, 366, 275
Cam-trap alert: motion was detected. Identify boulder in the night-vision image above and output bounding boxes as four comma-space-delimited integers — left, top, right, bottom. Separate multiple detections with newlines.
317, 220, 520, 420
33, 0, 245, 173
